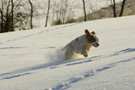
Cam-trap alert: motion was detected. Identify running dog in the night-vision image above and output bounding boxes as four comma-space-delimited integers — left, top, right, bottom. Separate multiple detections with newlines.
62, 29, 99, 60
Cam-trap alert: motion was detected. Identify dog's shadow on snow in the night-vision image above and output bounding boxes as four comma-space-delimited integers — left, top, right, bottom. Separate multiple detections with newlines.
0, 58, 84, 80
0, 61, 67, 80
1, 48, 135, 80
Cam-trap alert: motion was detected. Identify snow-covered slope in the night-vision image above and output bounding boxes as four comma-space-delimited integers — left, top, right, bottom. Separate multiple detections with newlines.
0, 15, 135, 90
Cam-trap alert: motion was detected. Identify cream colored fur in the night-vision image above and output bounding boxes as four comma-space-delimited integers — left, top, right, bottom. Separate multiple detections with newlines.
62, 29, 99, 60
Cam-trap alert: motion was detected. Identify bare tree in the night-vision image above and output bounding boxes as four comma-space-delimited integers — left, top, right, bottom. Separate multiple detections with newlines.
51, 0, 56, 24
11, 0, 14, 31
28, 0, 33, 29
45, 0, 50, 27
60, 0, 69, 23
0, 8, 3, 32
119, 0, 126, 17
82, 0, 87, 21
0, 0, 31, 33
0, 0, 4, 32
112, 0, 117, 17
4, 0, 11, 32
51, 0, 73, 25
111, 0, 126, 17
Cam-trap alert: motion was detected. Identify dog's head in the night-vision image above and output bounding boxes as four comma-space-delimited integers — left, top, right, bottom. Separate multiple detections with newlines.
85, 29, 99, 47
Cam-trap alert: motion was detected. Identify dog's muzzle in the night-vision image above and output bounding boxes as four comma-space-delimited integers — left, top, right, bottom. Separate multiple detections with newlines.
92, 43, 99, 47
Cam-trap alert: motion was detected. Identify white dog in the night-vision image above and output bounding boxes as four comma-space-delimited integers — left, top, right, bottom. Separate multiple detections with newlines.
62, 29, 99, 60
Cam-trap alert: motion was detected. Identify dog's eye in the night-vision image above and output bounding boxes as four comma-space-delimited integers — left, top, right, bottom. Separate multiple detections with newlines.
88, 37, 95, 42
92, 36, 96, 42
93, 38, 96, 42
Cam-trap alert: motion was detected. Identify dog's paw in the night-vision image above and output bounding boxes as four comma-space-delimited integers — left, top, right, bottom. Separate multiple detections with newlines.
84, 54, 88, 57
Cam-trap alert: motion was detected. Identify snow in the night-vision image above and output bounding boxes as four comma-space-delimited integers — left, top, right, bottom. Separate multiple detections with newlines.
0, 15, 135, 90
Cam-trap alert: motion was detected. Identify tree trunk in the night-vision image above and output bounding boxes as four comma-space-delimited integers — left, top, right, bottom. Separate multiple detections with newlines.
112, 0, 117, 17
0, 3, 4, 33
119, 0, 126, 17
0, 9, 2, 32
82, 0, 87, 21
45, 0, 50, 27
29, 0, 33, 29
4, 0, 10, 32
0, 0, 4, 33
11, 0, 14, 31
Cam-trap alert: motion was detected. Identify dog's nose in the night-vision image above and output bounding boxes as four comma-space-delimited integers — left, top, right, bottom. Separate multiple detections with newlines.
97, 43, 99, 46
96, 43, 99, 47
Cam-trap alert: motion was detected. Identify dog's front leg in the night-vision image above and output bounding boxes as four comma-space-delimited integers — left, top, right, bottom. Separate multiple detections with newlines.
82, 47, 88, 57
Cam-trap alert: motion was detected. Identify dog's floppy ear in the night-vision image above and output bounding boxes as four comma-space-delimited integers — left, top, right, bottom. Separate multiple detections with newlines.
85, 29, 92, 37
91, 31, 96, 35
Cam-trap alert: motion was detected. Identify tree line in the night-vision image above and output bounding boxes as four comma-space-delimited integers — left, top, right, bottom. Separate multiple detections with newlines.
82, 0, 127, 21
0, 0, 34, 33
0, 0, 128, 33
